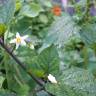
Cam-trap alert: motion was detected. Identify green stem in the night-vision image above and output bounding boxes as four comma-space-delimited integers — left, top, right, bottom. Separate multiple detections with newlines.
82, 47, 88, 69
0, 38, 55, 96
0, 38, 44, 87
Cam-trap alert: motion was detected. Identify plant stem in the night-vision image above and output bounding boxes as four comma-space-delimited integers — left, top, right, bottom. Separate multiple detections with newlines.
82, 47, 88, 69
0, 38, 55, 96
0, 38, 44, 86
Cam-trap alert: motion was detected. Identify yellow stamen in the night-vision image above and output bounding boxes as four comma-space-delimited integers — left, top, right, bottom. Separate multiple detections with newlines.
16, 37, 21, 43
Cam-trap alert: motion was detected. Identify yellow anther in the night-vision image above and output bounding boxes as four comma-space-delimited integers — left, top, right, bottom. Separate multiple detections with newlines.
16, 37, 21, 43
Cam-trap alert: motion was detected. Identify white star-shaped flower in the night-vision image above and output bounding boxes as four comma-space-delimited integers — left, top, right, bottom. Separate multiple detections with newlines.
48, 74, 57, 84
10, 32, 28, 49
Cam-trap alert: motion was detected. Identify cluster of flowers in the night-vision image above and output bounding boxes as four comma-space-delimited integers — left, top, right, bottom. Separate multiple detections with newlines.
52, 0, 96, 16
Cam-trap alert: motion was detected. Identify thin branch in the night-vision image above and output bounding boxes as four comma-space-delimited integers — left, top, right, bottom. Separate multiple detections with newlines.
0, 38, 44, 87
0, 38, 55, 96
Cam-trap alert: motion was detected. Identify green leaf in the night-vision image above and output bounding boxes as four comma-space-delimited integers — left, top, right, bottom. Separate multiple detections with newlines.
37, 91, 49, 96
0, 89, 16, 96
16, 47, 42, 77
38, 0, 52, 7
3, 50, 35, 95
16, 0, 22, 12
28, 45, 60, 77
0, 24, 6, 36
3, 56, 22, 94
21, 3, 43, 17
41, 15, 79, 50
10, 17, 31, 33
39, 14, 48, 24
0, 76, 5, 88
0, 0, 15, 24
79, 23, 96, 45
16, 84, 30, 96
46, 67, 96, 96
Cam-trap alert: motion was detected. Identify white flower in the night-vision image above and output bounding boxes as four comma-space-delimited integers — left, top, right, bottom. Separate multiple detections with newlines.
10, 32, 28, 49
48, 74, 57, 84
62, 0, 68, 8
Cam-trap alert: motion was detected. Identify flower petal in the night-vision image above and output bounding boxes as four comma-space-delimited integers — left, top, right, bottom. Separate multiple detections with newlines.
21, 40, 26, 46
48, 74, 57, 84
16, 43, 20, 49
22, 35, 28, 40
10, 39, 16, 43
16, 32, 21, 38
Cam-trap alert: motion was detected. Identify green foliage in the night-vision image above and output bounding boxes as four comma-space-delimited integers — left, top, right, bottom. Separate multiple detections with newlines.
0, 0, 15, 24
0, 0, 96, 96
80, 23, 96, 45
46, 67, 96, 96
38, 0, 52, 8
20, 3, 43, 18
0, 0, 15, 36
0, 24, 6, 36
0, 75, 5, 88
27, 45, 60, 77
0, 89, 16, 96
42, 14, 79, 50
